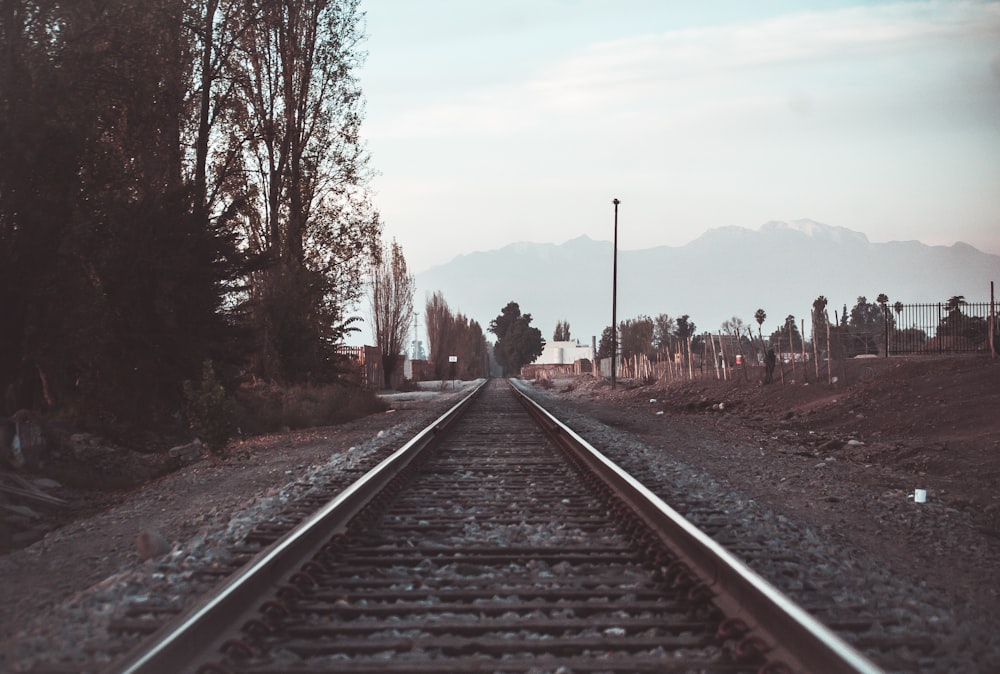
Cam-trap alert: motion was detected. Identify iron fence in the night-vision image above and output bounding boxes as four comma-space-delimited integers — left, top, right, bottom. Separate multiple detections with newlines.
824, 301, 998, 357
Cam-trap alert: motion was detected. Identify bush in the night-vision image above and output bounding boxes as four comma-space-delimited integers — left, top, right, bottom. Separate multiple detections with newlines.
183, 361, 237, 454
234, 382, 386, 434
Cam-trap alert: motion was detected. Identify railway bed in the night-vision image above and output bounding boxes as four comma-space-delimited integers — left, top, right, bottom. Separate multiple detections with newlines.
113, 380, 880, 673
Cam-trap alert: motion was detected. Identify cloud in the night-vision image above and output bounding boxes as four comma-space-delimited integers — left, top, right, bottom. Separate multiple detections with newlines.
369, 2, 1000, 141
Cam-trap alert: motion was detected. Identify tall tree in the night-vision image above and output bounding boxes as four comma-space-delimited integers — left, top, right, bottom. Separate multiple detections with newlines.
0, 0, 240, 423
597, 326, 615, 360
423, 292, 488, 380
425, 291, 455, 380
489, 302, 545, 376
370, 239, 414, 388
618, 315, 655, 360
225, 0, 379, 381
652, 313, 675, 358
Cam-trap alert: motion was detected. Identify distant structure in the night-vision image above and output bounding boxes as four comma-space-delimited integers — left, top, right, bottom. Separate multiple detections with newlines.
520, 340, 594, 379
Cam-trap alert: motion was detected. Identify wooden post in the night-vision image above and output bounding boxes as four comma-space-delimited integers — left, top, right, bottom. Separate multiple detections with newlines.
777, 342, 785, 384
813, 315, 820, 380
709, 333, 720, 380
826, 311, 833, 386
688, 337, 694, 380
801, 319, 808, 383
787, 321, 796, 377
718, 331, 730, 381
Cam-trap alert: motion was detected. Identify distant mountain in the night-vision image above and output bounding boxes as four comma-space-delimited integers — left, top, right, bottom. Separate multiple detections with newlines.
413, 220, 1000, 346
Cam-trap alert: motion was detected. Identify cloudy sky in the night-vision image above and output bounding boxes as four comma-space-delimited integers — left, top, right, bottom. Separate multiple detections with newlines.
359, 0, 1000, 273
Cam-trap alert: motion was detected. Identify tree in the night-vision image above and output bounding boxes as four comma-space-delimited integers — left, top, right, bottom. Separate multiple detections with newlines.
425, 291, 455, 380
424, 292, 489, 380
618, 315, 655, 360
553, 320, 571, 342
370, 239, 415, 388
845, 296, 892, 356
0, 0, 242, 424
721, 316, 745, 334
938, 295, 986, 343
754, 308, 767, 343
652, 314, 675, 357
225, 0, 380, 381
597, 326, 616, 360
674, 315, 697, 364
0, 0, 382, 430
769, 315, 803, 353
489, 302, 545, 376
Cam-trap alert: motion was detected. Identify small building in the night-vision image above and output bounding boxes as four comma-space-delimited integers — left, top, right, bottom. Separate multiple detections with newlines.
536, 340, 594, 366
520, 340, 594, 379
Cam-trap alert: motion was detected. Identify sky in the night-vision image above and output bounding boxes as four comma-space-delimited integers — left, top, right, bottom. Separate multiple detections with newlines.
358, 1, 1000, 275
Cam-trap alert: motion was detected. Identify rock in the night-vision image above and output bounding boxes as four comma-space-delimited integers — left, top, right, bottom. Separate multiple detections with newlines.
168, 438, 204, 462
136, 530, 170, 561
818, 439, 845, 452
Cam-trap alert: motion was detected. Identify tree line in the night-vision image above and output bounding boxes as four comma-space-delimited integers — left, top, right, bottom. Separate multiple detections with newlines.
1, 0, 379, 428
595, 293, 990, 367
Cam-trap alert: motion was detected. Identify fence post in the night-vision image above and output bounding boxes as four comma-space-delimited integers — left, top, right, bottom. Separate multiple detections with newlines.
992, 281, 997, 360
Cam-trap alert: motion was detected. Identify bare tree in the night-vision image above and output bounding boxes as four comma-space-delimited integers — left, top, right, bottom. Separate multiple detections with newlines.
425, 291, 455, 380
653, 313, 675, 358
225, 0, 380, 380
370, 239, 415, 388
553, 320, 571, 342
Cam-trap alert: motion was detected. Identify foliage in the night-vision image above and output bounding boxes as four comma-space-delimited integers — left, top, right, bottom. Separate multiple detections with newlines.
489, 302, 545, 376
552, 320, 571, 342
597, 326, 615, 360
768, 315, 804, 353
424, 292, 489, 380
652, 314, 676, 355
370, 239, 415, 388
673, 315, 697, 341
937, 296, 987, 342
841, 296, 893, 356
0, 0, 380, 431
233, 381, 385, 434
183, 361, 237, 453
618, 315, 655, 360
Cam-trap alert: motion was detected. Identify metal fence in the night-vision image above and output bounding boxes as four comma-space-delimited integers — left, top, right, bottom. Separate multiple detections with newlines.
827, 302, 998, 357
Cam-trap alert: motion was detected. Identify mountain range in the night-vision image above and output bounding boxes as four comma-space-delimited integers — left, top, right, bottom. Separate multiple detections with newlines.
413, 220, 1000, 346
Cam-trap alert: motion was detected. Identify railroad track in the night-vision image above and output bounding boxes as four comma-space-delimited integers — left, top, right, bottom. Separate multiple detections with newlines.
114, 379, 879, 673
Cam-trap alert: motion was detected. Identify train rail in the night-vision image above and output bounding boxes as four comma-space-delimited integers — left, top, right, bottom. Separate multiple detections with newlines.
113, 379, 880, 673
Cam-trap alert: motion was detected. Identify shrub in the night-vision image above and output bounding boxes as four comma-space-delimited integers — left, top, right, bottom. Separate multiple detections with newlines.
183, 361, 237, 454
234, 382, 386, 434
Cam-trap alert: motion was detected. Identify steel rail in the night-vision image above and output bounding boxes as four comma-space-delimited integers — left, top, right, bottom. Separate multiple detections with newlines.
112, 379, 489, 674
509, 378, 883, 674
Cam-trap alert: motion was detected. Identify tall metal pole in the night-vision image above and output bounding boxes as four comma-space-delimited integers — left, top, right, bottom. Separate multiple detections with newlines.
611, 198, 620, 390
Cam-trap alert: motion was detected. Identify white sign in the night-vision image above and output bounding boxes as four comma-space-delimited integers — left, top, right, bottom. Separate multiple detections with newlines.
448, 355, 458, 363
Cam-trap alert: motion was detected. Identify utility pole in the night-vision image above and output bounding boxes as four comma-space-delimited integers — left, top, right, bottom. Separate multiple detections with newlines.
611, 198, 620, 390
412, 313, 420, 360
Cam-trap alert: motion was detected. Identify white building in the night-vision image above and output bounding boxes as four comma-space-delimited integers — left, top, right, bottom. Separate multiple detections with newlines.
535, 340, 594, 366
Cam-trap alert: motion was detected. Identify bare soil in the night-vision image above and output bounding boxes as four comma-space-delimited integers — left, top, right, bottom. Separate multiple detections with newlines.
542, 354, 1000, 624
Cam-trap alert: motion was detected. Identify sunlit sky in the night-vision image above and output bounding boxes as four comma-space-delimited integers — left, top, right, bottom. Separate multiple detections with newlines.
359, 1, 1000, 274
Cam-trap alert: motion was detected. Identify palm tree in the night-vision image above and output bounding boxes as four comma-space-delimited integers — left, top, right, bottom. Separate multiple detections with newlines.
754, 308, 766, 344
945, 295, 966, 315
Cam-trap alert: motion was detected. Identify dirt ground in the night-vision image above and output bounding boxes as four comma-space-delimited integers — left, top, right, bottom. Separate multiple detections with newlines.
591, 354, 1000, 524
1, 356, 998, 658
539, 354, 1000, 625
